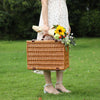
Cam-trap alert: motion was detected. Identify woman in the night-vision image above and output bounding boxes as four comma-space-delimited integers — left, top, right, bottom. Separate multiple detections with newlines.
35, 0, 71, 94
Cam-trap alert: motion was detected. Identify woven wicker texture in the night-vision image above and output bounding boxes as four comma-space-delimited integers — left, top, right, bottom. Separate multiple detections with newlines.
27, 40, 69, 70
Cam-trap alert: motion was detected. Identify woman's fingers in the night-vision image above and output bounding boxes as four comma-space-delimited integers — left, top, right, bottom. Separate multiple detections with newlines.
69, 26, 71, 33
42, 25, 50, 35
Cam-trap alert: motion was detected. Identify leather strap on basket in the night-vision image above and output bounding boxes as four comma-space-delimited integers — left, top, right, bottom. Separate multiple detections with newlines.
41, 34, 49, 40
32, 39, 36, 42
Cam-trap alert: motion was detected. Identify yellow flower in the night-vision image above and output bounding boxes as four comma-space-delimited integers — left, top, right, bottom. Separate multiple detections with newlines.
54, 25, 66, 36
61, 32, 65, 35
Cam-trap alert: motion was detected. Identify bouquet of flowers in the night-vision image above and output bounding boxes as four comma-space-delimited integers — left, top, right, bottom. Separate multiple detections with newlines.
52, 25, 76, 47
32, 25, 76, 47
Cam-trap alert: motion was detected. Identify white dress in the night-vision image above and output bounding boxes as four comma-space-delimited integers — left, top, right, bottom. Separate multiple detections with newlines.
34, 0, 70, 74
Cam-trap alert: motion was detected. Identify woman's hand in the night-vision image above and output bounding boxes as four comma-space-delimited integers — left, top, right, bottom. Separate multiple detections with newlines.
42, 25, 50, 35
69, 25, 71, 33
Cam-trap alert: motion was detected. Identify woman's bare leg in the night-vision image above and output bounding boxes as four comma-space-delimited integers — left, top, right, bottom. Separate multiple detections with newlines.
56, 70, 71, 93
44, 70, 52, 84
44, 70, 60, 94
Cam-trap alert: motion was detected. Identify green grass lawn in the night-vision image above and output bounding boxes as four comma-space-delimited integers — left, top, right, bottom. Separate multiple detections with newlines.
0, 38, 100, 100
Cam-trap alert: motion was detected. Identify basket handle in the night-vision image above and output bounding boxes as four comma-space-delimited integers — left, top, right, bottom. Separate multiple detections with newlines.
32, 34, 58, 42
41, 34, 58, 42
31, 34, 48, 42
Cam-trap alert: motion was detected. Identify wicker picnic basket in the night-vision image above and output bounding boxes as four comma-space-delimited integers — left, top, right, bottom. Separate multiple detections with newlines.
26, 40, 69, 70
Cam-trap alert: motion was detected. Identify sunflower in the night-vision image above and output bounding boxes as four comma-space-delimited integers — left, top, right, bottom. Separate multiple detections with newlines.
54, 25, 66, 36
